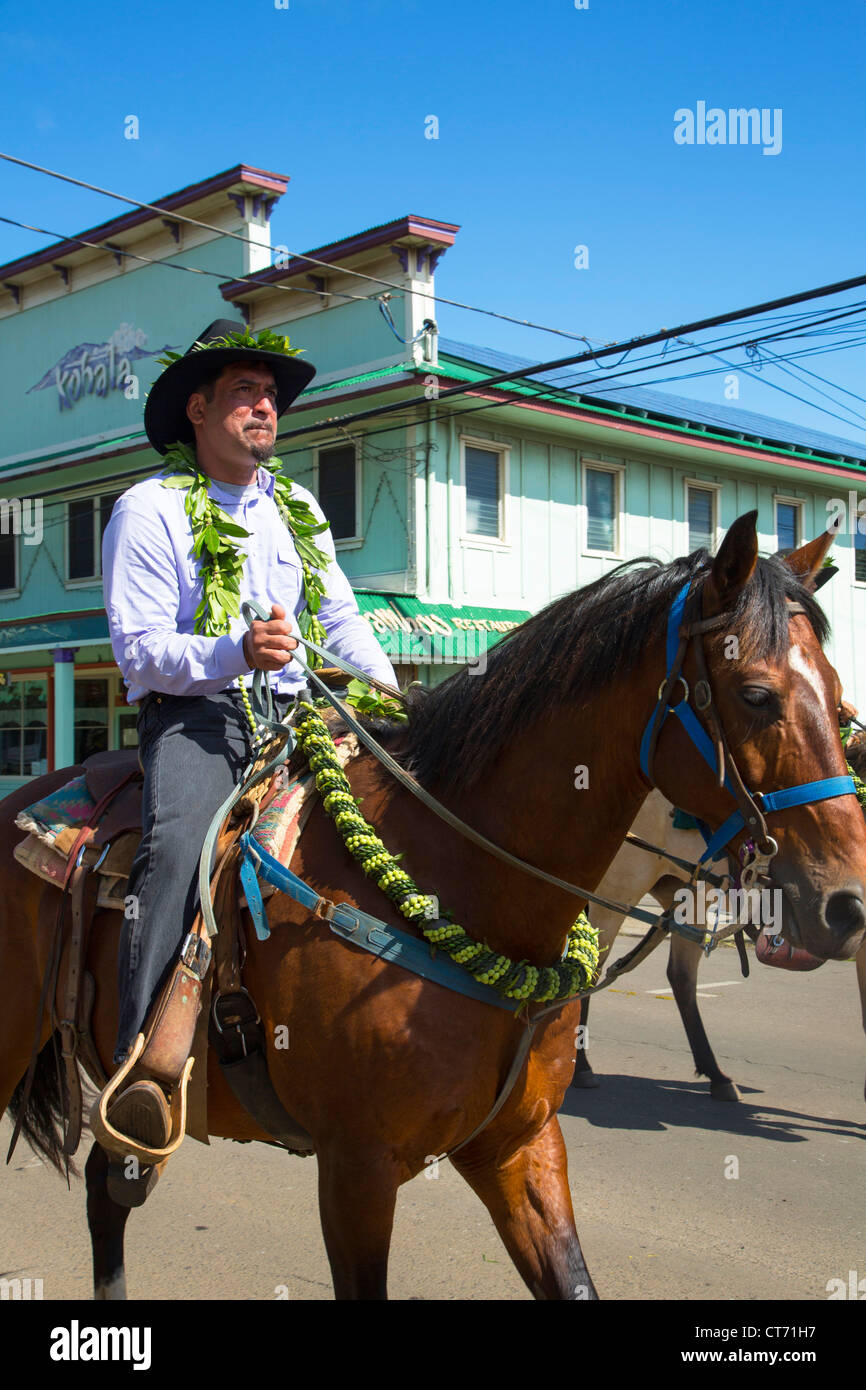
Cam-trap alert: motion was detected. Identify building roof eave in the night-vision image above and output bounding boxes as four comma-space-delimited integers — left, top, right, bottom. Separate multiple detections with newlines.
0, 164, 290, 284
220, 214, 461, 300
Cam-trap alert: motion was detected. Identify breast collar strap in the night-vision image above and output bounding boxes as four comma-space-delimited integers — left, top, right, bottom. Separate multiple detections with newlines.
640, 577, 857, 868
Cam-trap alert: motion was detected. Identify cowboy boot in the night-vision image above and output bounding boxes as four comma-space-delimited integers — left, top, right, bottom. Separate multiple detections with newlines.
91, 933, 211, 1205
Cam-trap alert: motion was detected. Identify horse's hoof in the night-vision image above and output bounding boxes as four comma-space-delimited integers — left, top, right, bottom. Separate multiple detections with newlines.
710, 1080, 741, 1102
572, 1071, 601, 1089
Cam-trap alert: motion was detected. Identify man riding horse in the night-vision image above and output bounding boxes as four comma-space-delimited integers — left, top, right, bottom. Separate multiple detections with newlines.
97, 319, 397, 1168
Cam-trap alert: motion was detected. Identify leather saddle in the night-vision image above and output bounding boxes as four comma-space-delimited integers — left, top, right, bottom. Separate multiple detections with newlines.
83, 749, 144, 843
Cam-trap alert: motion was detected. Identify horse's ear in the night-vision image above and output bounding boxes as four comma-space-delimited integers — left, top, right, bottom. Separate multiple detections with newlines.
780, 529, 836, 587
708, 510, 758, 604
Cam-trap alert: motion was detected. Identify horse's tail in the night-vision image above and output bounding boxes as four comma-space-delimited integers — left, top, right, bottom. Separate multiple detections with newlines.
7, 1032, 79, 1178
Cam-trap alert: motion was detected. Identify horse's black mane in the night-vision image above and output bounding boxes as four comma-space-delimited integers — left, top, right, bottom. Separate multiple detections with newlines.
384, 550, 830, 795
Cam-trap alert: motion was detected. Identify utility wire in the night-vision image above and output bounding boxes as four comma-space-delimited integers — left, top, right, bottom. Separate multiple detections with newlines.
273, 313, 866, 461
279, 299, 866, 441
584, 332, 866, 437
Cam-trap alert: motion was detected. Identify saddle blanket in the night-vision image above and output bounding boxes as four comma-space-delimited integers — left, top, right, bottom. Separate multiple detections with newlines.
13, 735, 358, 911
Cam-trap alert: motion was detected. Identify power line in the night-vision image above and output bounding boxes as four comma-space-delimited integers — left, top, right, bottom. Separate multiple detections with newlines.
277, 299, 866, 444
756, 343, 866, 425
17, 319, 866, 545
271, 314, 866, 463
600, 335, 866, 429
587, 332, 866, 437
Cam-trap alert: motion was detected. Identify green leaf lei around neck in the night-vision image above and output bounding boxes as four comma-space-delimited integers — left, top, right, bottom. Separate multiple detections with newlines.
160, 441, 332, 736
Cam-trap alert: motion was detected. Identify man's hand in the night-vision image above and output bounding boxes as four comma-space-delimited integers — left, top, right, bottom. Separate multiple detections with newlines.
242, 603, 299, 672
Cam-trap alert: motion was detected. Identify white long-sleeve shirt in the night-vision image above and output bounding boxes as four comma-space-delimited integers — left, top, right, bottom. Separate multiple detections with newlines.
102, 464, 397, 703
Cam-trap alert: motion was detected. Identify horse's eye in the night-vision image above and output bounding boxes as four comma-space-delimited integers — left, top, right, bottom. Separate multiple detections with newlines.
741, 687, 772, 708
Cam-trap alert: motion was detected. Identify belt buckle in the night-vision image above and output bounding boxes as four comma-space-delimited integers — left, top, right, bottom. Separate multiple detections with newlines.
181, 933, 212, 979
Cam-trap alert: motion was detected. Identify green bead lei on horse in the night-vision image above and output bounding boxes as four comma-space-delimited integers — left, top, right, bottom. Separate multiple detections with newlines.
293, 703, 600, 1006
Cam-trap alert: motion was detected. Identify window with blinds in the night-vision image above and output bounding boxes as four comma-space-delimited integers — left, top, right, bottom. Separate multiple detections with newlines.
317, 444, 358, 541
688, 486, 715, 554
775, 500, 801, 553
464, 444, 502, 538
585, 467, 617, 552
856, 531, 866, 583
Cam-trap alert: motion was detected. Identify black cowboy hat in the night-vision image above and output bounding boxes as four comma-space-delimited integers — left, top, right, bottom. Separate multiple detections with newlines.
144, 317, 316, 455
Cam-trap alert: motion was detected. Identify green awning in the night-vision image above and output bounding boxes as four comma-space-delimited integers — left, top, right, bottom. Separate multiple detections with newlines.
354, 591, 531, 664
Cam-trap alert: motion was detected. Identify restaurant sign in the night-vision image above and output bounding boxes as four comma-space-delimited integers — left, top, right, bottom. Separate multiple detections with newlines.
363, 606, 521, 638
358, 594, 529, 667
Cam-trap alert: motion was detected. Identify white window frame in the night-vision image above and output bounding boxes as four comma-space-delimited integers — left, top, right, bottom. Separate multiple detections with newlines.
459, 435, 510, 548
853, 527, 866, 588
313, 439, 363, 549
684, 478, 722, 556
773, 494, 803, 555
0, 670, 49, 779
64, 487, 124, 587
581, 459, 625, 558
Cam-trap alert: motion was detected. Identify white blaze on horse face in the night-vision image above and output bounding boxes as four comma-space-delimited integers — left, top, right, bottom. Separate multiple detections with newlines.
788, 641, 833, 721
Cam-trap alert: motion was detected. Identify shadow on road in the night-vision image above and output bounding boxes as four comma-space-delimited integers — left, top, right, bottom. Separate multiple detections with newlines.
559, 1073, 866, 1144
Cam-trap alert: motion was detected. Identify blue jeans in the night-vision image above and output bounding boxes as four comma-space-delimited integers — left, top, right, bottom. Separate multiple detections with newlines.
113, 687, 296, 1063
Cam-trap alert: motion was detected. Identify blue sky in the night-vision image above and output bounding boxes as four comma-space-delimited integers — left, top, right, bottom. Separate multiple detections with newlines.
3, 0, 866, 445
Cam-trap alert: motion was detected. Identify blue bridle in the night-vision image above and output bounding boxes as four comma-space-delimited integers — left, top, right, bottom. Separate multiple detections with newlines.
639, 578, 857, 869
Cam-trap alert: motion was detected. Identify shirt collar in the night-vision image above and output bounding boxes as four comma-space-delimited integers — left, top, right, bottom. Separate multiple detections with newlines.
201, 465, 276, 503
257, 465, 276, 498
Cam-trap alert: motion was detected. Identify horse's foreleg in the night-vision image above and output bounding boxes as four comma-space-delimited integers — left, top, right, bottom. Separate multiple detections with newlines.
316, 1150, 399, 1300
452, 1115, 598, 1300
667, 935, 740, 1101
85, 1142, 131, 1300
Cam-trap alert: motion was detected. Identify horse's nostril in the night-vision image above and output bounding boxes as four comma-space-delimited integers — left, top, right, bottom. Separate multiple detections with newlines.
825, 891, 866, 936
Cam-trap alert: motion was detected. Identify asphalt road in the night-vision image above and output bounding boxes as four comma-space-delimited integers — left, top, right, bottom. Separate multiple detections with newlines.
2, 931, 865, 1302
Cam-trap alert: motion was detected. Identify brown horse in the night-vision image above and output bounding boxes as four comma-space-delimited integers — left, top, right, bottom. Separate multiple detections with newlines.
3, 511, 866, 1300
